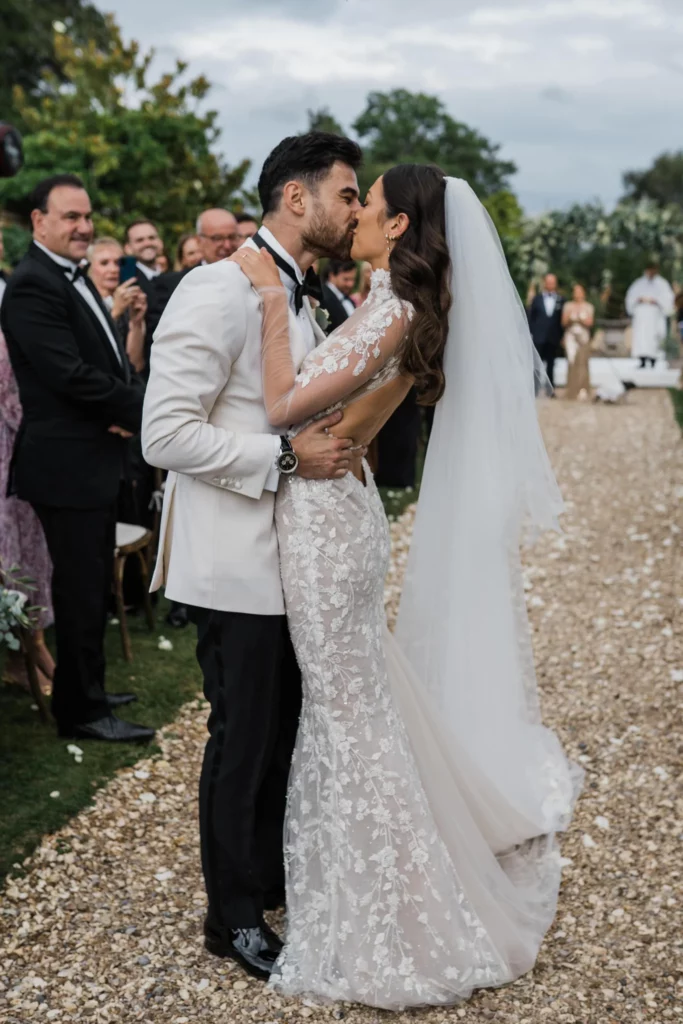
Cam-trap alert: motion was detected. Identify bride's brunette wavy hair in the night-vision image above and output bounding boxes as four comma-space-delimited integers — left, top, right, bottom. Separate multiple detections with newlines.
383, 164, 451, 405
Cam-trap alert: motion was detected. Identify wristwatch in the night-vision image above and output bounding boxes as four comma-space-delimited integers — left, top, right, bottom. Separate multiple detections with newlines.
276, 436, 299, 475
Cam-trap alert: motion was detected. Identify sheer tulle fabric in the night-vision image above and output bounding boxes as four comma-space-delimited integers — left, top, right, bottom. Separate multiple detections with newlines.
256, 190, 581, 1009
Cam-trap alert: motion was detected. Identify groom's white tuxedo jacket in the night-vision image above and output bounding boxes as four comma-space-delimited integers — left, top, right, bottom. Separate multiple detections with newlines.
142, 242, 324, 614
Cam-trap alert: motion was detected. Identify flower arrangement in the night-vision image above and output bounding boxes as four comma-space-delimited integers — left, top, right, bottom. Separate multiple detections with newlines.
0, 565, 41, 651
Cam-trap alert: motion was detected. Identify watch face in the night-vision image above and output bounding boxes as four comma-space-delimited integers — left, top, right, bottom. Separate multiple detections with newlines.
278, 450, 298, 474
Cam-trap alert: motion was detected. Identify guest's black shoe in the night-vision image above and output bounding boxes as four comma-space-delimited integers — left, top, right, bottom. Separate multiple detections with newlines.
165, 604, 190, 629
263, 888, 285, 911
58, 715, 155, 743
106, 692, 137, 709
204, 923, 282, 980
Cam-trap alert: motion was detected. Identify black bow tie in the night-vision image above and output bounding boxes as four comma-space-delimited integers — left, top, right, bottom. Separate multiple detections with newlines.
67, 263, 89, 283
252, 232, 322, 314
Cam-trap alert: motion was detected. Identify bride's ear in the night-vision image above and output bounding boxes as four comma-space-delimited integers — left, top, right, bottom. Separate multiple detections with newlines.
388, 211, 409, 240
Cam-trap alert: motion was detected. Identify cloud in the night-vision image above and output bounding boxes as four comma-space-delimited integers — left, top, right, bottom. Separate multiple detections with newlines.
106, 0, 680, 212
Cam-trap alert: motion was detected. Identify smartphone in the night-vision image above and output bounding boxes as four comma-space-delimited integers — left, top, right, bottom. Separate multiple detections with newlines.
118, 255, 138, 283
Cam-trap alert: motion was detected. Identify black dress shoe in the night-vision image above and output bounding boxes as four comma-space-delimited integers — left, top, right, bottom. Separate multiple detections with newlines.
165, 603, 190, 628
106, 692, 137, 709
204, 923, 282, 980
58, 715, 155, 743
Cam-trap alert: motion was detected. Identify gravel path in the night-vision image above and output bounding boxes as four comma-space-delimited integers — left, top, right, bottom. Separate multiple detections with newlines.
1, 391, 681, 1024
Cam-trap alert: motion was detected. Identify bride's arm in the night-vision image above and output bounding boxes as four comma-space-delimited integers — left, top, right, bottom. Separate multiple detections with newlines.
234, 249, 410, 429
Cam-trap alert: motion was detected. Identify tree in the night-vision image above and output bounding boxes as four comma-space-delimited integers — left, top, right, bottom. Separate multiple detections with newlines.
0, 18, 251, 248
306, 107, 344, 136
0, 0, 112, 121
622, 151, 683, 209
352, 89, 516, 199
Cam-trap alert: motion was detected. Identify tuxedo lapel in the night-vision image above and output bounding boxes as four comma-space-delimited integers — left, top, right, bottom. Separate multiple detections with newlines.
81, 276, 129, 379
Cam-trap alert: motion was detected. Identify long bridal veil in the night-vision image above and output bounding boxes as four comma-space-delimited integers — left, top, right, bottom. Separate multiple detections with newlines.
384, 178, 582, 970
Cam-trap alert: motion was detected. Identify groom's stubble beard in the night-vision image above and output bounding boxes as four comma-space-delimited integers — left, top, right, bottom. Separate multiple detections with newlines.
301, 201, 358, 260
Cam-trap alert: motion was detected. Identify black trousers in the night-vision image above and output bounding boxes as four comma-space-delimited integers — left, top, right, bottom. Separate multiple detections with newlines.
375, 387, 422, 489
32, 503, 115, 727
193, 608, 302, 929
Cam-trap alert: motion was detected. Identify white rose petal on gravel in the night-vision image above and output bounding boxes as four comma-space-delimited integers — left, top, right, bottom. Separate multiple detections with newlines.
653, 766, 669, 780
594, 815, 610, 830
155, 869, 174, 881
139, 792, 156, 804
134, 769, 150, 780
582, 834, 597, 848
670, 669, 683, 683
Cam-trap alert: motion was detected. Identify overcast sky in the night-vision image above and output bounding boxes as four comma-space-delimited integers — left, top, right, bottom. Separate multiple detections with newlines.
104, 0, 682, 213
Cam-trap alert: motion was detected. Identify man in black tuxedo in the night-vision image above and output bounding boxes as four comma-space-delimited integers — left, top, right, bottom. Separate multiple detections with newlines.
1, 174, 154, 743
322, 258, 357, 332
528, 272, 564, 394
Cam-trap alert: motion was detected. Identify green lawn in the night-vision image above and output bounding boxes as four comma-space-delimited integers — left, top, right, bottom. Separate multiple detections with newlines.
0, 599, 200, 881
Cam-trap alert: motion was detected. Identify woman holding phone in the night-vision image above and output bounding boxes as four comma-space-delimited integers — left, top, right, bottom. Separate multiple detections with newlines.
88, 238, 147, 372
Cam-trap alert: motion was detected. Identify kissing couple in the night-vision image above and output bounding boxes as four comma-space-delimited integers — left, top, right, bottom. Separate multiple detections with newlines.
142, 131, 581, 1010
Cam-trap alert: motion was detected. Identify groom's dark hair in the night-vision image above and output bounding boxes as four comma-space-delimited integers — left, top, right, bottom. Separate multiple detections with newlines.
258, 132, 362, 216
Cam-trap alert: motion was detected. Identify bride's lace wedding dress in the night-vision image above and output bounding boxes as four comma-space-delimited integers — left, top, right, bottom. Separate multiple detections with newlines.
260, 269, 580, 1010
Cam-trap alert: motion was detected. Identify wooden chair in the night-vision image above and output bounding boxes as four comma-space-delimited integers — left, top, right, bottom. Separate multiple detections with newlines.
18, 627, 50, 723
113, 523, 155, 662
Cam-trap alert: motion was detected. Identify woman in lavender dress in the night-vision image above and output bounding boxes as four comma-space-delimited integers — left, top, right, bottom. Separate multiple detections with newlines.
0, 327, 54, 692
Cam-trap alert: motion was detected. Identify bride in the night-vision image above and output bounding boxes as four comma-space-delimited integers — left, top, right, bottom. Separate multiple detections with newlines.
233, 164, 582, 1010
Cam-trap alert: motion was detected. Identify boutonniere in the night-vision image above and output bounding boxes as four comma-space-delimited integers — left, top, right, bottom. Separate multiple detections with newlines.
314, 306, 331, 332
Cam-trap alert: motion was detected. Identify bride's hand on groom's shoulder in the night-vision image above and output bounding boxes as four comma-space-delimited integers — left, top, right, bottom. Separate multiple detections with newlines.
229, 248, 283, 290
292, 411, 364, 480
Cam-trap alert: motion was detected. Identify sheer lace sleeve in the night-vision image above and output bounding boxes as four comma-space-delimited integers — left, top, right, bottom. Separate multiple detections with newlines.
258, 286, 412, 428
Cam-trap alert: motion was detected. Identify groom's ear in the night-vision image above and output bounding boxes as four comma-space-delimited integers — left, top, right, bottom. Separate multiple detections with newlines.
281, 179, 307, 219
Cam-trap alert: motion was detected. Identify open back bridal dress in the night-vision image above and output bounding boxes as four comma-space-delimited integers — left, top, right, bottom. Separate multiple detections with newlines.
253, 179, 582, 1010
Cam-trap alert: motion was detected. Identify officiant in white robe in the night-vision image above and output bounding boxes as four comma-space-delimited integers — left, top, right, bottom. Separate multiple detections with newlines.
625, 266, 675, 363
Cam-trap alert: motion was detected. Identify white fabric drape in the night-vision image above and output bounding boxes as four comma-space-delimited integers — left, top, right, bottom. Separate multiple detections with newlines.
394, 178, 580, 849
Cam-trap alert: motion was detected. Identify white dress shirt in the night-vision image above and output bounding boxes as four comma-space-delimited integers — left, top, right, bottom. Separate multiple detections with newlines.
256, 226, 318, 490
34, 240, 122, 365
542, 292, 557, 318
327, 281, 356, 318
0, 275, 6, 307
136, 261, 160, 281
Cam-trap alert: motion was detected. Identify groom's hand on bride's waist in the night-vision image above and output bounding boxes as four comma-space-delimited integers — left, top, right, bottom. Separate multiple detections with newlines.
292, 411, 364, 480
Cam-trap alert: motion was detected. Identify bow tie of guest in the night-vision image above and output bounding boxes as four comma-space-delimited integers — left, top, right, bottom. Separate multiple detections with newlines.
0, 173, 154, 744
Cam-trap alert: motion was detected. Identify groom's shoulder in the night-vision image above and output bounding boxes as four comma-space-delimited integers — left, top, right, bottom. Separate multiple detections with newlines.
176, 258, 252, 299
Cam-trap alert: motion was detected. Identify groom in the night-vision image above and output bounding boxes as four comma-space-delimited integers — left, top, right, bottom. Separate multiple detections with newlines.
142, 132, 363, 979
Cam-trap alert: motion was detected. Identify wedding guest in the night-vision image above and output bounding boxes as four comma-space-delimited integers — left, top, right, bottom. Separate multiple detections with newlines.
0, 328, 54, 694
174, 233, 202, 271
351, 261, 372, 307
322, 258, 356, 331
123, 219, 163, 291
0, 173, 153, 743
156, 251, 170, 274
528, 272, 564, 395
88, 237, 147, 373
235, 212, 260, 242
196, 208, 241, 262
625, 262, 675, 368
562, 283, 594, 400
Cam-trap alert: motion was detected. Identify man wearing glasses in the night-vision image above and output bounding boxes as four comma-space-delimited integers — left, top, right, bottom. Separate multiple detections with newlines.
196, 209, 242, 263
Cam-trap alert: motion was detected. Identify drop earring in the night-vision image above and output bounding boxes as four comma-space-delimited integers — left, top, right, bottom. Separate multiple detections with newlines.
385, 233, 399, 252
